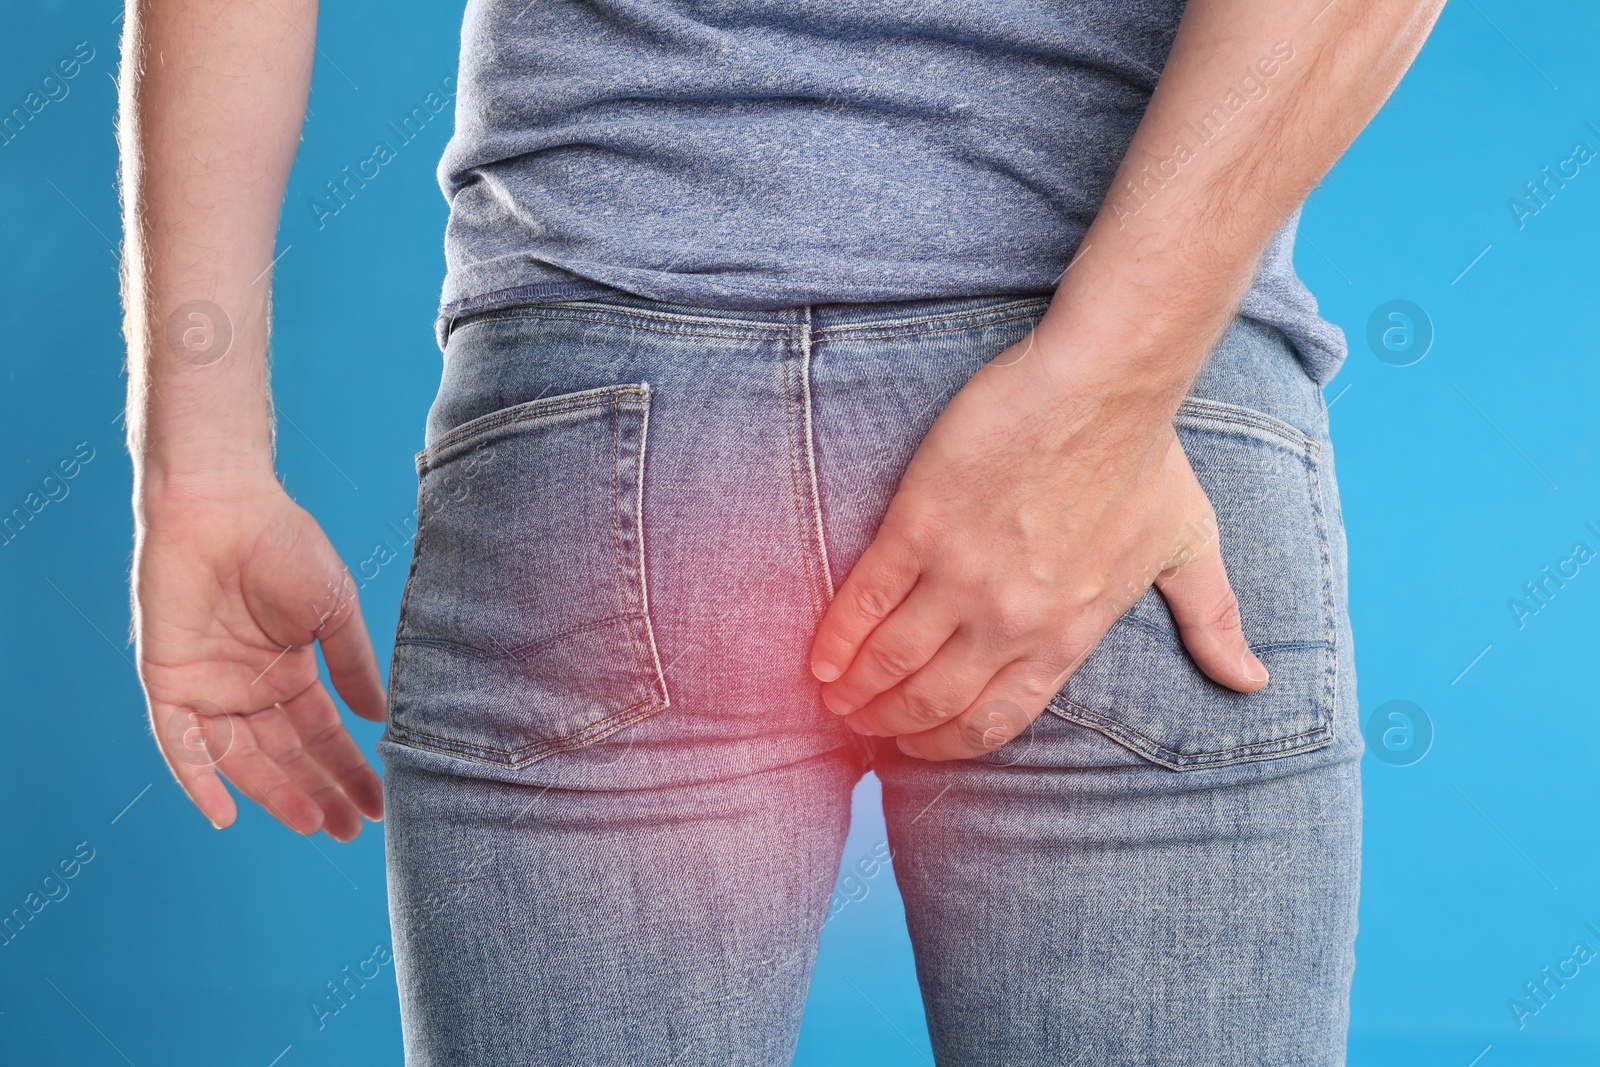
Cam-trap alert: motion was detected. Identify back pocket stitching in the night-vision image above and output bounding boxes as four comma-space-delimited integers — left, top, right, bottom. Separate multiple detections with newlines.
386, 384, 670, 766
387, 692, 663, 766
422, 385, 652, 468
395, 612, 643, 662
607, 388, 661, 706
1043, 400, 1337, 770
632, 388, 672, 713
1044, 697, 1335, 770
1174, 396, 1321, 455
1306, 412, 1340, 750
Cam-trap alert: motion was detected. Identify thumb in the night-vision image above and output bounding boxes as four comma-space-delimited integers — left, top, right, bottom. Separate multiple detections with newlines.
314, 568, 388, 723
1152, 526, 1269, 694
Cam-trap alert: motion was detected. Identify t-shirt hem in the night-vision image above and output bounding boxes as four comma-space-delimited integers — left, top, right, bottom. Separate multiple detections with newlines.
434, 267, 1349, 385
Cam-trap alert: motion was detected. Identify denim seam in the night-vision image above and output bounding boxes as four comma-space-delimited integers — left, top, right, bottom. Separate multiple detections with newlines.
1043, 696, 1336, 769
1113, 608, 1332, 655
516, 299, 804, 333
796, 309, 873, 769
783, 312, 828, 620
385, 693, 663, 767
810, 299, 1053, 341
608, 396, 647, 678
448, 307, 799, 342
799, 307, 836, 605
1306, 428, 1340, 749
394, 612, 641, 662
605, 389, 668, 713
634, 385, 671, 710
1174, 396, 1322, 455
421, 387, 650, 467
445, 296, 1056, 345
381, 468, 435, 746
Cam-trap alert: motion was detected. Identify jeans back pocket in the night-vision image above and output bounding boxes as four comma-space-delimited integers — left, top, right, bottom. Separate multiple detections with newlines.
1045, 397, 1337, 770
385, 383, 669, 768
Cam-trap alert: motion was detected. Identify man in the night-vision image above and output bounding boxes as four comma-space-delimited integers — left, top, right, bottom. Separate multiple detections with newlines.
120, 0, 1442, 1062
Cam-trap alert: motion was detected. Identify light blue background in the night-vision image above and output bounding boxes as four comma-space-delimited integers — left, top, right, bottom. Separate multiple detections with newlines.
3, 1, 1598, 1063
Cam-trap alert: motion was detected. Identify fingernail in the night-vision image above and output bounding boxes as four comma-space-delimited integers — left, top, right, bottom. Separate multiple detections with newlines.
210, 820, 224, 830
821, 690, 855, 716
812, 659, 842, 683
844, 715, 874, 736
1242, 649, 1270, 684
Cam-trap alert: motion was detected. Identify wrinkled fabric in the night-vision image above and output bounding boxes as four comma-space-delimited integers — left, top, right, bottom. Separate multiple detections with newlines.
435, 0, 1349, 383
381, 292, 1362, 1065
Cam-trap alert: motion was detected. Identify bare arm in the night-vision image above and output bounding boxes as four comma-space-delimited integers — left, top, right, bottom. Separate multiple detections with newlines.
1034, 0, 1444, 407
121, 0, 386, 834
123, 0, 308, 484
810, 0, 1445, 759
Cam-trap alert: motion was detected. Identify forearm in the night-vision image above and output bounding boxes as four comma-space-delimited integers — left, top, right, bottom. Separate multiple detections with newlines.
119, 0, 317, 501
1033, 0, 1444, 411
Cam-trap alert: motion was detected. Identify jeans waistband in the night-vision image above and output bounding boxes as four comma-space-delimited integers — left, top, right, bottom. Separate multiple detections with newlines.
446, 290, 1058, 344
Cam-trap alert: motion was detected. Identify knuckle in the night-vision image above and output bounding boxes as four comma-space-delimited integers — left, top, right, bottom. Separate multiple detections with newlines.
1045, 627, 1097, 674
889, 513, 947, 561
1014, 657, 1067, 701
980, 699, 1029, 746
895, 687, 953, 729
301, 719, 344, 750
984, 594, 1045, 648
849, 581, 899, 623
864, 639, 922, 680
958, 712, 1005, 754
1068, 578, 1108, 612
1204, 590, 1244, 633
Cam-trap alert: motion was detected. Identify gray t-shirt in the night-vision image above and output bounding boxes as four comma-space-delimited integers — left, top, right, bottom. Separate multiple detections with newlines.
437, 0, 1347, 383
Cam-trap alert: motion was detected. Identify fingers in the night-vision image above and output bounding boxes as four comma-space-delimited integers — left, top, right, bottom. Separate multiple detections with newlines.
316, 571, 387, 722
153, 705, 240, 829
840, 630, 999, 738
279, 682, 384, 823
247, 686, 385, 841
1154, 528, 1268, 694
154, 698, 326, 835
809, 530, 921, 683
153, 687, 381, 839
819, 583, 959, 716
895, 662, 1051, 761
242, 703, 363, 842
210, 716, 327, 836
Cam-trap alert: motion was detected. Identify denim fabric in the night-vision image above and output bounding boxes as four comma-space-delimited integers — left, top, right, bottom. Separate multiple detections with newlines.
379, 293, 1363, 1066
436, 0, 1349, 383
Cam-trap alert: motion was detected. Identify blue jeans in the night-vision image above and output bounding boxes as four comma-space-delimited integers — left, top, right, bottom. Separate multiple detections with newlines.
378, 292, 1363, 1066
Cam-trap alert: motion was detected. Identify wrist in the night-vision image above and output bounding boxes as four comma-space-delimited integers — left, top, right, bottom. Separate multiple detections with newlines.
1025, 264, 1241, 422
1023, 314, 1199, 424
135, 454, 283, 517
